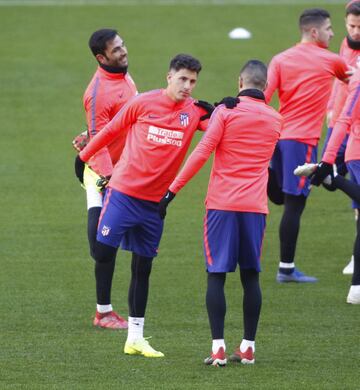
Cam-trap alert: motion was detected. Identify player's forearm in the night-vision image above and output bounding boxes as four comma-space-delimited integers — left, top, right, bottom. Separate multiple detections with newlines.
89, 148, 113, 177
322, 121, 349, 164
169, 152, 208, 193
169, 142, 214, 193
334, 175, 360, 204
80, 124, 118, 162
170, 125, 221, 193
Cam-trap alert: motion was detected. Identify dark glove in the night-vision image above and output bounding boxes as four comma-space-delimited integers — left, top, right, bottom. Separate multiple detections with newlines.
195, 100, 215, 121
322, 165, 337, 192
310, 162, 333, 186
96, 176, 111, 192
215, 96, 239, 109
74, 155, 85, 184
158, 190, 176, 219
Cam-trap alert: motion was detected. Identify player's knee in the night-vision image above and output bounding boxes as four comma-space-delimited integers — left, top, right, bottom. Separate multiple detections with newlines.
131, 253, 153, 277
284, 194, 306, 215
89, 242, 97, 260
240, 268, 259, 288
94, 241, 117, 264
87, 207, 102, 260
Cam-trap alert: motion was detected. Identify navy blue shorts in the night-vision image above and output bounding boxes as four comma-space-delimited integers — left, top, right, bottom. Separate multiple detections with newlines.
347, 161, 360, 209
271, 139, 317, 197
203, 210, 266, 273
97, 188, 164, 258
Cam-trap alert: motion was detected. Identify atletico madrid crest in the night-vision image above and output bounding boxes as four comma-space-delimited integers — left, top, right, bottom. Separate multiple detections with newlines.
179, 113, 189, 127
101, 225, 111, 236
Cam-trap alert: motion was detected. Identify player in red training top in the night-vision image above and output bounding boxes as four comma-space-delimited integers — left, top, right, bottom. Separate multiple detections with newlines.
74, 29, 137, 330
75, 54, 214, 357
312, 67, 360, 304
265, 8, 349, 283
323, 1, 360, 275
160, 60, 283, 366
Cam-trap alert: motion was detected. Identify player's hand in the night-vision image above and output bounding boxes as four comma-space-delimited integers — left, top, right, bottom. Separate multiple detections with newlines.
344, 65, 356, 82
72, 131, 89, 152
322, 164, 337, 192
96, 176, 111, 192
75, 155, 85, 184
158, 190, 176, 219
310, 161, 333, 186
195, 100, 215, 121
215, 96, 239, 109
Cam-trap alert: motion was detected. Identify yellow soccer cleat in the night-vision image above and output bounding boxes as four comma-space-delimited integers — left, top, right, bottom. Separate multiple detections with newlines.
124, 338, 164, 358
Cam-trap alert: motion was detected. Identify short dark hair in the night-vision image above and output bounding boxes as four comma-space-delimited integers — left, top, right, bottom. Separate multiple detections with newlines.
169, 54, 202, 74
240, 60, 267, 90
299, 8, 330, 30
89, 29, 118, 56
346, 2, 360, 16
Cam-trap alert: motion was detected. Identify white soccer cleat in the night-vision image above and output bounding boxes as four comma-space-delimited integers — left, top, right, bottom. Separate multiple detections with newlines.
346, 285, 360, 304
293, 163, 318, 177
343, 256, 354, 275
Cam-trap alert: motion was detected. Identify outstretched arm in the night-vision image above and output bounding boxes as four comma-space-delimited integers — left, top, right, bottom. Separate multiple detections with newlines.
158, 107, 226, 219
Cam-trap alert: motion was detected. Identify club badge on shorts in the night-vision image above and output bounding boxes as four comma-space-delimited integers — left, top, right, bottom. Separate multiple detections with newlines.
101, 225, 111, 236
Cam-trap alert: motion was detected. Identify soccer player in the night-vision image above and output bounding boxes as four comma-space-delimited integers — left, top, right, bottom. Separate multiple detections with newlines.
311, 66, 360, 304
74, 29, 137, 329
323, 1, 360, 274
159, 60, 283, 366
265, 8, 349, 283
75, 54, 214, 357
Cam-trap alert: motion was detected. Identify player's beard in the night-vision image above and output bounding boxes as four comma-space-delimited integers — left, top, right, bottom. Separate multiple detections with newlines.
99, 63, 128, 74
347, 35, 360, 50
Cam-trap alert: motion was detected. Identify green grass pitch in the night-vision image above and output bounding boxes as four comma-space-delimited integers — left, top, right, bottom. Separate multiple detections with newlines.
1, 1, 360, 389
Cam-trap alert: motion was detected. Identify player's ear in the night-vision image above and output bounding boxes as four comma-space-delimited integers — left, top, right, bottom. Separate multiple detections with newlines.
166, 71, 172, 85
310, 26, 318, 41
238, 76, 243, 90
96, 53, 106, 64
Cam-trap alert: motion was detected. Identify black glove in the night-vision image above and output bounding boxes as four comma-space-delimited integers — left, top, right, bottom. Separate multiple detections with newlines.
195, 100, 215, 121
310, 161, 333, 186
74, 155, 85, 184
158, 190, 176, 219
322, 165, 337, 192
96, 176, 111, 192
215, 96, 239, 109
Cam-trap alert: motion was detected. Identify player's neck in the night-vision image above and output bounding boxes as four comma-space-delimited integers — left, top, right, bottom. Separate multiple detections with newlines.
99, 63, 128, 74
164, 89, 187, 105
347, 35, 360, 50
237, 88, 265, 101
300, 37, 324, 48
